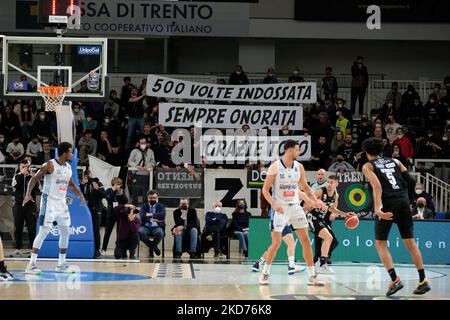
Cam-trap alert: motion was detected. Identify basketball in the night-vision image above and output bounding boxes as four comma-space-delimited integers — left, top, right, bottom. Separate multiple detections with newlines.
344, 215, 359, 229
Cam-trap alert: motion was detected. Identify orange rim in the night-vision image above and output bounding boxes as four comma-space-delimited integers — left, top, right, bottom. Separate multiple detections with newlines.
37, 86, 68, 98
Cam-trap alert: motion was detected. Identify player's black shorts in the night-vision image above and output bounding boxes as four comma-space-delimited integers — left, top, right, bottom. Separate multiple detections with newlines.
375, 197, 414, 241
307, 213, 331, 235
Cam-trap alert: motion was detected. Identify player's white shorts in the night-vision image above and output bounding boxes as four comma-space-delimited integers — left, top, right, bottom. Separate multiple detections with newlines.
272, 203, 308, 232
38, 194, 71, 228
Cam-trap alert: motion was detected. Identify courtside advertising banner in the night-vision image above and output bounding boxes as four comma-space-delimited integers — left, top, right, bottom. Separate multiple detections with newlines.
201, 135, 311, 162
159, 103, 304, 130
147, 74, 317, 104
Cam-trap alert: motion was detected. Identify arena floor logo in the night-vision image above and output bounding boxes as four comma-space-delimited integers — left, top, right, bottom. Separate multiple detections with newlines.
49, 225, 87, 236
344, 183, 371, 211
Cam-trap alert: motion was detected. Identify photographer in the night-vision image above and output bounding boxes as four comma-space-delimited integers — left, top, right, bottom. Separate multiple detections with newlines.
11, 160, 39, 256
80, 170, 106, 259
102, 177, 128, 255
113, 204, 141, 260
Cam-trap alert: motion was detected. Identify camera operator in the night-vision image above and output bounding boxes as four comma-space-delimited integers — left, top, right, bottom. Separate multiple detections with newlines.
80, 169, 106, 259
11, 160, 39, 256
113, 204, 141, 260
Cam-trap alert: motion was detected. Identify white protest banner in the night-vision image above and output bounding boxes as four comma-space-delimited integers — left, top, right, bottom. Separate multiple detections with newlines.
159, 103, 303, 130
88, 155, 121, 189
201, 135, 311, 162
147, 74, 317, 104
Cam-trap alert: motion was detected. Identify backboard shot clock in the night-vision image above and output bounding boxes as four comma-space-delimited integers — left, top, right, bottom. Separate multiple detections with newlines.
38, 0, 82, 28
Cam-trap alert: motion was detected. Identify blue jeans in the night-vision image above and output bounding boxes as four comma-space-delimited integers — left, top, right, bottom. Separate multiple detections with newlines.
125, 117, 145, 151
234, 231, 249, 252
139, 225, 164, 251
175, 228, 198, 253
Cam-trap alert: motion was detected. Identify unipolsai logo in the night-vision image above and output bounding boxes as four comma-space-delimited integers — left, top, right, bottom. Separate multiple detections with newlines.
77, 46, 101, 55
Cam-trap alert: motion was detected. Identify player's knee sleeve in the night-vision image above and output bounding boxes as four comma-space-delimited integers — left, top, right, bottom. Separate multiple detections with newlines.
58, 226, 70, 249
32, 226, 51, 249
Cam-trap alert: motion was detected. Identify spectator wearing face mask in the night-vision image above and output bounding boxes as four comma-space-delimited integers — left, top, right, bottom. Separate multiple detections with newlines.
204, 201, 228, 258
6, 137, 24, 164
413, 184, 435, 213
263, 67, 278, 84
288, 67, 304, 83
412, 198, 434, 220
26, 136, 42, 164
229, 65, 249, 85
230, 199, 252, 258
385, 115, 402, 144
385, 82, 402, 110
17, 104, 35, 143
357, 114, 373, 147
335, 111, 350, 137
139, 190, 166, 258
172, 198, 200, 259
327, 154, 355, 173
104, 96, 120, 121
82, 114, 98, 133
393, 127, 414, 164
78, 129, 97, 165
99, 111, 118, 145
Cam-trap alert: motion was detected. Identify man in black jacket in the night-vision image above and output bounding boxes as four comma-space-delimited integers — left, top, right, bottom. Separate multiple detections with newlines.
172, 198, 199, 259
11, 160, 39, 256
80, 170, 106, 258
228, 65, 249, 85
350, 56, 369, 115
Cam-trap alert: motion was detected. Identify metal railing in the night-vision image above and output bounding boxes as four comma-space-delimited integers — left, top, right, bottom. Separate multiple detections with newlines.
416, 172, 450, 214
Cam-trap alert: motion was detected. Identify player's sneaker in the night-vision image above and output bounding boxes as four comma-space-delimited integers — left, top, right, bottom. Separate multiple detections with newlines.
316, 263, 335, 275
386, 276, 404, 297
55, 264, 78, 274
252, 260, 263, 272
308, 275, 325, 286
0, 267, 14, 281
287, 265, 306, 275
294, 265, 306, 273
413, 278, 431, 295
25, 264, 42, 275
259, 272, 270, 285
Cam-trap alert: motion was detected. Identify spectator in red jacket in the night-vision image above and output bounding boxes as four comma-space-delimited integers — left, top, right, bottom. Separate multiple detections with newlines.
393, 127, 414, 162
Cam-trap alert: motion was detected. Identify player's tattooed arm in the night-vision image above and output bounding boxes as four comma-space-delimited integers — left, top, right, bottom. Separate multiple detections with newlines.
362, 163, 393, 221
22, 160, 53, 207
69, 177, 86, 206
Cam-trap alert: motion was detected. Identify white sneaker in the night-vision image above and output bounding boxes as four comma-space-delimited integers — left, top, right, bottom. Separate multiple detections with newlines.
0, 268, 14, 281
101, 250, 107, 257
295, 265, 306, 273
316, 263, 335, 275
25, 264, 42, 275
55, 264, 78, 274
308, 275, 325, 286
259, 272, 270, 285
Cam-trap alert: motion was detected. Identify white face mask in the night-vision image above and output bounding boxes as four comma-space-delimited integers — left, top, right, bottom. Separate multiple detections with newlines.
140, 144, 147, 151
23, 108, 29, 112
397, 134, 404, 139
105, 118, 110, 124
282, 130, 289, 135
293, 71, 299, 75
213, 207, 222, 213
388, 103, 393, 108
442, 137, 448, 142
415, 189, 423, 195
376, 124, 382, 128
236, 71, 241, 75
87, 118, 93, 122
39, 115, 46, 121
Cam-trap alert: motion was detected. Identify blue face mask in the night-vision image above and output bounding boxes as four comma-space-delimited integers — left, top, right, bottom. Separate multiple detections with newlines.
239, 204, 246, 209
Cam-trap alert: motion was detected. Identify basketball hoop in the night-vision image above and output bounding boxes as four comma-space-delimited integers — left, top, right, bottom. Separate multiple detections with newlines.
37, 86, 68, 112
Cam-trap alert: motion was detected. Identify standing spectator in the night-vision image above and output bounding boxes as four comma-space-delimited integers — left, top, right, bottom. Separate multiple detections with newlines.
80, 170, 106, 259
139, 190, 166, 258
204, 201, 228, 258
107, 143, 126, 167
6, 137, 24, 164
322, 66, 338, 102
335, 98, 352, 121
102, 177, 128, 255
104, 96, 120, 121
113, 204, 141, 260
127, 136, 156, 204
125, 87, 146, 151
330, 130, 344, 162
385, 82, 402, 110
393, 127, 414, 164
11, 160, 38, 256
337, 133, 358, 167
78, 129, 97, 165
1, 105, 21, 139
263, 68, 278, 84
413, 183, 435, 213
17, 104, 35, 143
311, 112, 333, 141
385, 114, 402, 144
172, 198, 200, 259
120, 77, 133, 107
357, 114, 373, 147
399, 84, 420, 120
350, 56, 369, 115
310, 136, 330, 170
230, 199, 251, 258
228, 65, 249, 85
335, 111, 350, 137
288, 66, 304, 83
26, 136, 42, 164
412, 198, 434, 220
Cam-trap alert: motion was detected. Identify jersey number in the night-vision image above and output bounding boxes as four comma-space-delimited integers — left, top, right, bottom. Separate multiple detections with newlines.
385, 172, 400, 190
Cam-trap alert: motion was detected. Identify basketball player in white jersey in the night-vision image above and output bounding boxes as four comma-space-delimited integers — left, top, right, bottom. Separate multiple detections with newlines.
22, 142, 85, 275
260, 139, 327, 286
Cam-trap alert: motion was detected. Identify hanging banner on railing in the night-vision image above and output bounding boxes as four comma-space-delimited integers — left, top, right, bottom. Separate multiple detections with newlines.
147, 74, 316, 104
201, 135, 311, 162
158, 103, 304, 129
155, 167, 203, 199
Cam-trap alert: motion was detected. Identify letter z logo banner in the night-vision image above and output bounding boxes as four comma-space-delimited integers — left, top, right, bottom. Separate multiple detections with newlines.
215, 178, 243, 207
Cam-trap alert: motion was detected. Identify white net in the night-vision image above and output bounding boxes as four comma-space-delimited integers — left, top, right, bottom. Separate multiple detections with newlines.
37, 86, 68, 112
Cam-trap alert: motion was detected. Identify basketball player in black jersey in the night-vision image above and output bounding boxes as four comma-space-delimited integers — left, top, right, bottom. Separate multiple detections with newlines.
362, 138, 431, 296
306, 175, 354, 274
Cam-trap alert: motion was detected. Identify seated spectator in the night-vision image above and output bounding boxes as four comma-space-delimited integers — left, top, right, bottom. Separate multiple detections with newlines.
82, 114, 98, 133
99, 111, 119, 145
373, 126, 386, 141
385, 114, 402, 144
6, 137, 24, 164
391, 144, 408, 167
413, 184, 435, 213
335, 111, 350, 137
393, 127, 414, 164
263, 67, 278, 84
335, 98, 352, 122
204, 200, 228, 258
26, 136, 42, 164
106, 143, 126, 166
330, 130, 344, 161
113, 204, 141, 260
172, 198, 199, 259
158, 139, 178, 169
412, 197, 434, 220
139, 190, 166, 258
17, 104, 35, 143
102, 177, 128, 255
97, 131, 112, 161
337, 133, 358, 167
328, 155, 355, 173
310, 135, 330, 170
230, 199, 251, 258
78, 129, 97, 165
141, 123, 154, 145
32, 111, 51, 140
37, 142, 53, 164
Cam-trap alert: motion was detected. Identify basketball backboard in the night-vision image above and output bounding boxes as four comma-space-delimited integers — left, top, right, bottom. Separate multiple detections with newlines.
1, 36, 108, 101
